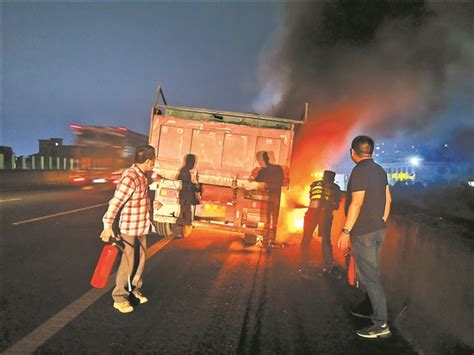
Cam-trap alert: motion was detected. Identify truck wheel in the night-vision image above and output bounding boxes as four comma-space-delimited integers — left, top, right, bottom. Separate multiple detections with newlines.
154, 222, 173, 237
172, 224, 193, 238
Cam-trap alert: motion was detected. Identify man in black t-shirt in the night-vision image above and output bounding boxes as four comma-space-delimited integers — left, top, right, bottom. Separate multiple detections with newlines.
252, 151, 285, 247
338, 135, 392, 339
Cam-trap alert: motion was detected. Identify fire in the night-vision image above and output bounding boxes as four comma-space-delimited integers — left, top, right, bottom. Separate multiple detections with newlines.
311, 171, 324, 180
286, 208, 306, 233
276, 102, 365, 243
294, 217, 304, 230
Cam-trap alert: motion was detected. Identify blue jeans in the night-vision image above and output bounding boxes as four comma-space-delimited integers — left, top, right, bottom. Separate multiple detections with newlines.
351, 229, 387, 325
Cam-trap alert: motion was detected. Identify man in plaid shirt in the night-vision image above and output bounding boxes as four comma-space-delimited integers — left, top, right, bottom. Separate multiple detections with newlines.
100, 145, 155, 313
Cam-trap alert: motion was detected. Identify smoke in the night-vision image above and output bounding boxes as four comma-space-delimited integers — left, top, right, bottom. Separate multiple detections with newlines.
260, 0, 472, 130
256, 1, 473, 237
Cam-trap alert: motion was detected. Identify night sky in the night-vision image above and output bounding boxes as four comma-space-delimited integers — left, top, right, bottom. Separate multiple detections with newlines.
2, 2, 281, 155
3, 1, 473, 162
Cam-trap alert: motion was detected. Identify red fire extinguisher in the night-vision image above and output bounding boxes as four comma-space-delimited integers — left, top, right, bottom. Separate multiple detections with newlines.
348, 253, 357, 286
344, 245, 358, 287
90, 237, 124, 288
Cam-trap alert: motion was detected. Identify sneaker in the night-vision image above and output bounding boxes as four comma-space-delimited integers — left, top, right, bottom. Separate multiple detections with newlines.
356, 323, 391, 339
113, 301, 134, 313
133, 291, 148, 304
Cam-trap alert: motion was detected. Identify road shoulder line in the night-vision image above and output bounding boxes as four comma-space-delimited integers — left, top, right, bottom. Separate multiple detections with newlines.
12, 203, 108, 225
0, 198, 23, 203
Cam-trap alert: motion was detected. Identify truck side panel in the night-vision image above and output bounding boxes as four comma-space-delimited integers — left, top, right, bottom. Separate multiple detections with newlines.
150, 111, 295, 235
151, 115, 293, 183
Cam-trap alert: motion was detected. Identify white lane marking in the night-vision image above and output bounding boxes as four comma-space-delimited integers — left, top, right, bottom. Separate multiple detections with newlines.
0, 198, 23, 203
3, 235, 174, 354
12, 203, 108, 225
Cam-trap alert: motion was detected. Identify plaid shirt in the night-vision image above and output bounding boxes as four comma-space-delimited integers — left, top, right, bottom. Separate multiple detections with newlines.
103, 164, 151, 236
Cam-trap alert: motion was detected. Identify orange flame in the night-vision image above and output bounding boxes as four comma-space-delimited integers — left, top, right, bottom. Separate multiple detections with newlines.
277, 103, 364, 242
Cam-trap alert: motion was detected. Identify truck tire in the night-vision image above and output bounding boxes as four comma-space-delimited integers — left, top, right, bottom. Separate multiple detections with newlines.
154, 222, 173, 237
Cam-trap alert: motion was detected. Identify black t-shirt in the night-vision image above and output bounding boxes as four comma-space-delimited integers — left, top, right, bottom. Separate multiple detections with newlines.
255, 163, 284, 194
346, 159, 388, 236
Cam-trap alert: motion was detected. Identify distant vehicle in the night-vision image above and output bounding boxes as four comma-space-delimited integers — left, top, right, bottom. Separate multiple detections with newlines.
69, 170, 90, 185
148, 86, 304, 239
107, 169, 125, 185
69, 169, 115, 186
70, 124, 148, 172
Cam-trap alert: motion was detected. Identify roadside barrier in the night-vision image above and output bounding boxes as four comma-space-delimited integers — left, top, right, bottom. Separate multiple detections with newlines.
0, 171, 71, 190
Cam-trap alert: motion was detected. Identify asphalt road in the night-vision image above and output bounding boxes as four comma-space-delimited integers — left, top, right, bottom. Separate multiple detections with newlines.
0, 186, 415, 354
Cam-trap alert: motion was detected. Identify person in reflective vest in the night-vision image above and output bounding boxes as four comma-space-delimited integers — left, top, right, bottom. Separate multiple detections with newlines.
300, 170, 341, 275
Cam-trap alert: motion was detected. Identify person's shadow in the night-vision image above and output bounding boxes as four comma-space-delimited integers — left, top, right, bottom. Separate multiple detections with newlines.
176, 154, 201, 229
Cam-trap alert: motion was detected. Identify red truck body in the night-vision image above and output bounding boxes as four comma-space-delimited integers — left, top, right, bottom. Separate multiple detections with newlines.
149, 88, 303, 238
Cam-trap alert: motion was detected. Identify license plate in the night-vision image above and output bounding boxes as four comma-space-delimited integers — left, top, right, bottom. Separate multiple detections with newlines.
196, 204, 226, 218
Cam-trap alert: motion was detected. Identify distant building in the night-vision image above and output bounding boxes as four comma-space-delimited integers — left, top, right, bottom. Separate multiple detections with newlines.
334, 140, 471, 189
25, 138, 77, 170
381, 160, 468, 186
372, 141, 467, 185
37, 138, 76, 158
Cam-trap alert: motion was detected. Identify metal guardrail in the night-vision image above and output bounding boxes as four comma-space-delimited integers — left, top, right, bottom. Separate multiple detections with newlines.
0, 153, 78, 171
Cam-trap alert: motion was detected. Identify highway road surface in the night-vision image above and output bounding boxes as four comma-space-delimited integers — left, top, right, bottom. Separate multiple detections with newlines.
0, 186, 415, 354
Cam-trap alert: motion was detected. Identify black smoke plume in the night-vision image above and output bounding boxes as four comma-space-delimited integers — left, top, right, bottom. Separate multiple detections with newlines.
260, 0, 473, 138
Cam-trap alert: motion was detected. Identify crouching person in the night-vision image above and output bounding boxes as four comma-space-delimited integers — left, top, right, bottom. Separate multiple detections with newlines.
100, 145, 156, 313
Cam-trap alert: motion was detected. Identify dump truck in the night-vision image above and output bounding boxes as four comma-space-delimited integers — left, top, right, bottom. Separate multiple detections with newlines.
149, 86, 304, 239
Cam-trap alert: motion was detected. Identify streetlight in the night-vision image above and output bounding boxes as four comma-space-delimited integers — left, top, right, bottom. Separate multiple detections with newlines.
409, 156, 422, 166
